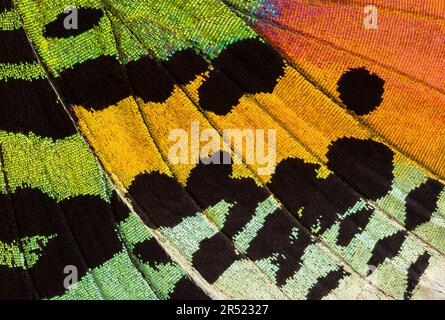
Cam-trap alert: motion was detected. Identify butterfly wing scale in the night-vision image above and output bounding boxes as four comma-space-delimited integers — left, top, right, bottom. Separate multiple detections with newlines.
0, 0, 444, 299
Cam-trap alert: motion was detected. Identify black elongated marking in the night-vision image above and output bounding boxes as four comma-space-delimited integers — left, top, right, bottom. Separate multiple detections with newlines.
56, 55, 132, 110
0, 267, 36, 299
198, 70, 244, 115
306, 268, 348, 300
404, 252, 431, 300
186, 151, 320, 286
337, 207, 374, 247
162, 49, 208, 85
6, 188, 127, 298
110, 191, 130, 223
192, 234, 239, 284
186, 151, 267, 237
327, 138, 394, 201
0, 78, 77, 139
125, 56, 174, 103
43, 7, 102, 38
169, 276, 210, 300
0, 184, 36, 299
0, 0, 13, 13
127, 159, 266, 286
247, 212, 313, 286
59, 195, 122, 268
133, 238, 170, 266
337, 67, 385, 115
0, 29, 37, 63
199, 39, 285, 115
405, 179, 443, 231
8, 188, 90, 298
367, 231, 406, 268
268, 157, 359, 235
128, 172, 198, 228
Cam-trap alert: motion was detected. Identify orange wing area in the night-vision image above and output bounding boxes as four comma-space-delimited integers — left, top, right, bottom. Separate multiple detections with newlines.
230, 0, 445, 180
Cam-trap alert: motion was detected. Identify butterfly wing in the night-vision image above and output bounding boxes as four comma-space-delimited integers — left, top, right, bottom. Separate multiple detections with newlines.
0, 2, 208, 300
4, 0, 445, 299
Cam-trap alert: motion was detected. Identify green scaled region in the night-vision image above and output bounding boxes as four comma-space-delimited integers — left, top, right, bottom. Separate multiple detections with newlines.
0, 234, 56, 269
13, 0, 269, 76
0, 131, 197, 300
0, 8, 199, 300
0, 131, 112, 202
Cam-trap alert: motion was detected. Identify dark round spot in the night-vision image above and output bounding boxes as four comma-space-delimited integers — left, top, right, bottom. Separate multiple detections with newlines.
163, 49, 208, 85
125, 56, 174, 103
0, 78, 77, 139
44, 7, 103, 38
327, 138, 394, 200
57, 55, 132, 110
169, 277, 210, 300
198, 70, 243, 115
128, 172, 198, 228
191, 234, 239, 283
199, 39, 285, 115
337, 207, 373, 247
268, 157, 358, 234
337, 67, 385, 115
187, 151, 267, 237
133, 238, 170, 265
405, 252, 431, 300
306, 268, 348, 300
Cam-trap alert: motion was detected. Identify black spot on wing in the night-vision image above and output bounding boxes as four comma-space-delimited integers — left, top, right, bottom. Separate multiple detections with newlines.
247, 212, 313, 286
0, 188, 36, 299
126, 165, 253, 286
306, 268, 348, 300
327, 138, 394, 201
405, 179, 443, 231
184, 151, 318, 286
133, 238, 170, 266
0, 78, 77, 139
125, 56, 174, 103
198, 70, 243, 115
56, 55, 131, 110
169, 276, 210, 300
337, 67, 385, 115
213, 39, 285, 93
110, 191, 130, 223
199, 39, 285, 115
163, 49, 208, 85
0, 267, 36, 299
0, 0, 12, 12
186, 151, 267, 237
0, 29, 37, 63
367, 231, 406, 268
268, 157, 359, 235
337, 207, 373, 247
2, 188, 124, 298
404, 252, 431, 300
128, 172, 198, 228
43, 7, 102, 38
58, 195, 122, 269
192, 234, 239, 284
20, 190, 122, 297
